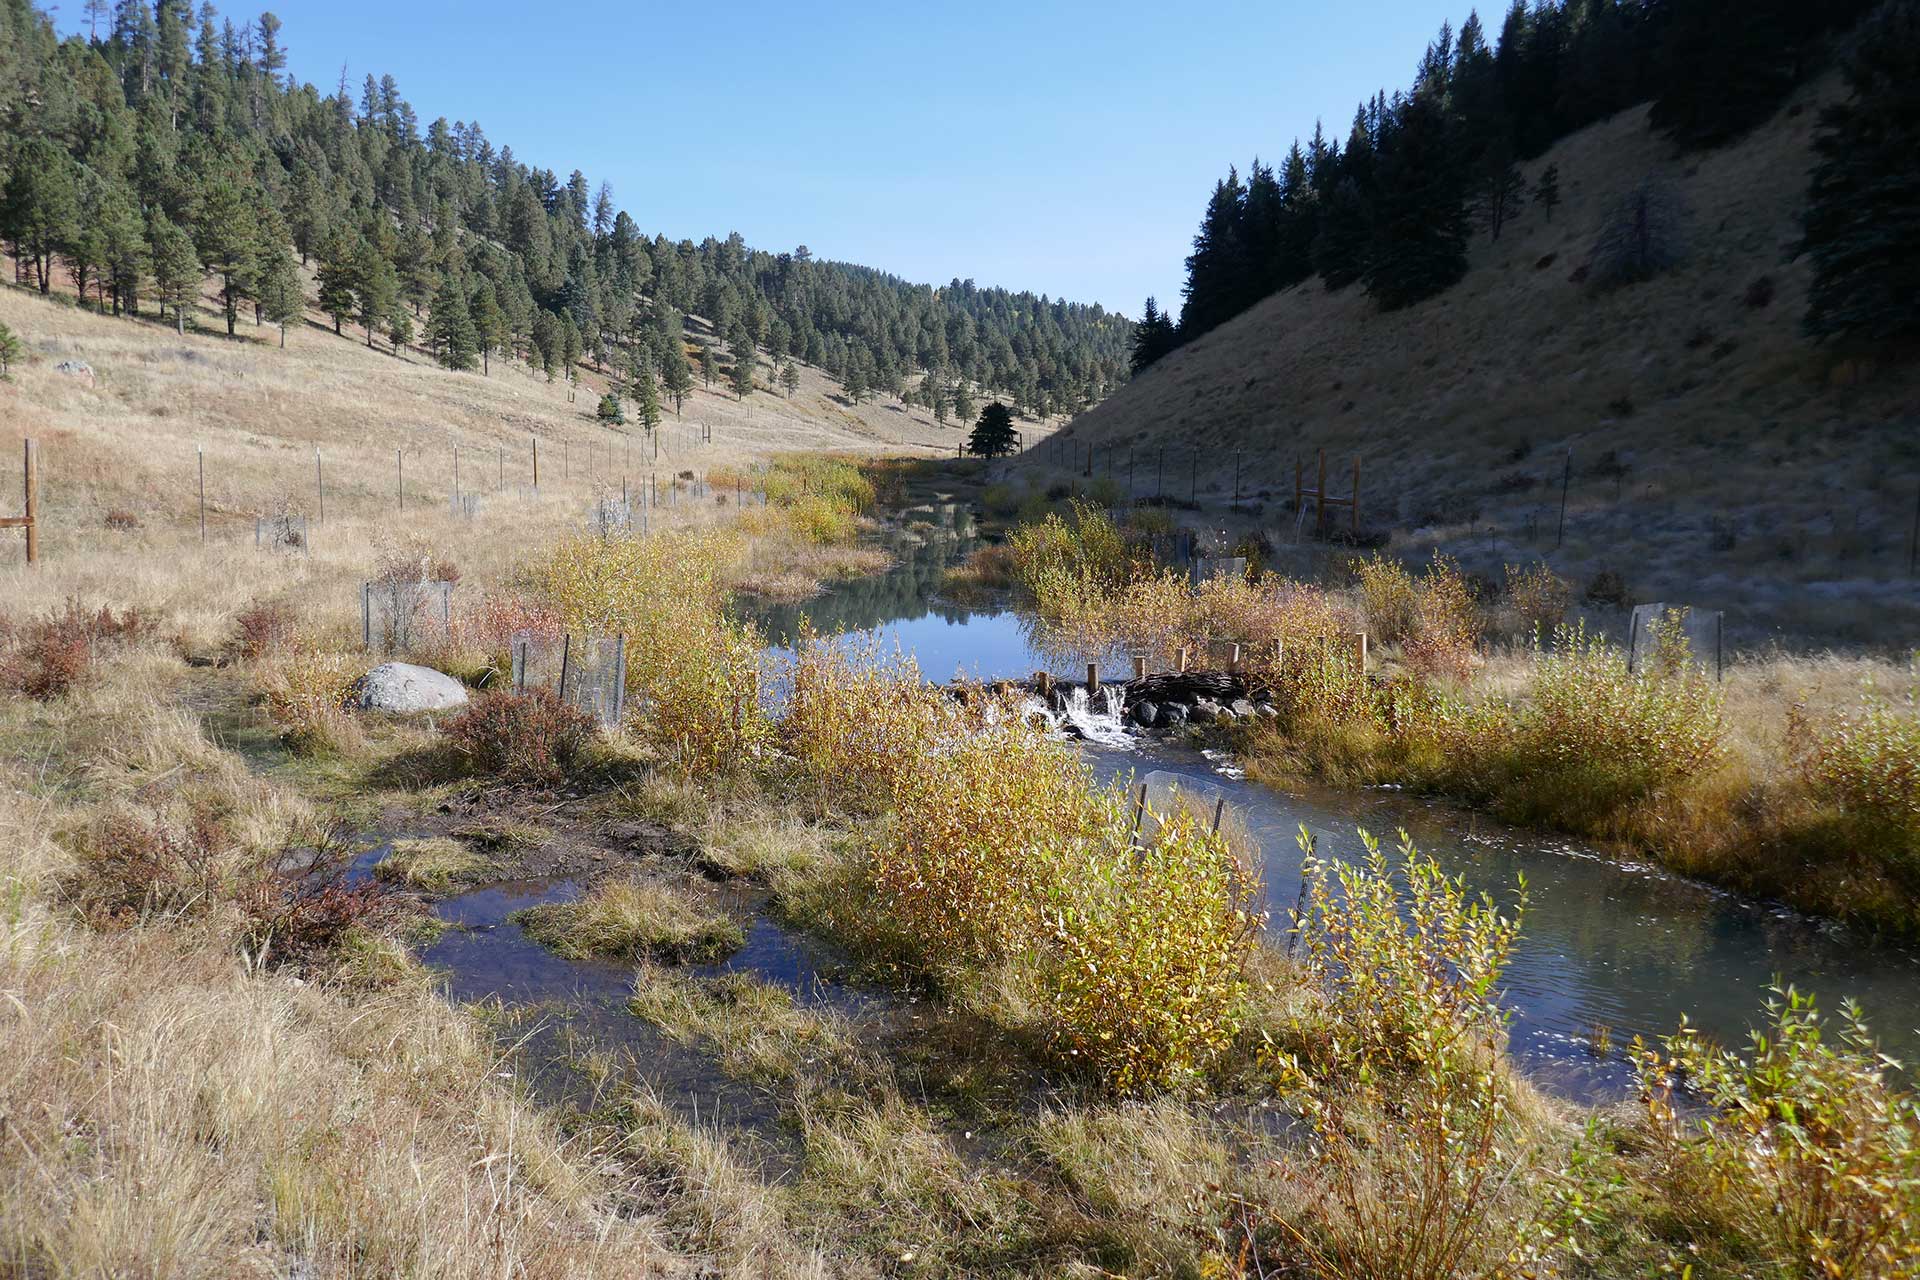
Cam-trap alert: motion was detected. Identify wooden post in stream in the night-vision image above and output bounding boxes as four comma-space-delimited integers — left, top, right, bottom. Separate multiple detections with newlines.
1132, 655, 1148, 681
1086, 662, 1100, 696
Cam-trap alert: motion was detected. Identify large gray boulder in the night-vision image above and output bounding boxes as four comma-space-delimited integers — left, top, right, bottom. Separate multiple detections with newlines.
349, 662, 470, 713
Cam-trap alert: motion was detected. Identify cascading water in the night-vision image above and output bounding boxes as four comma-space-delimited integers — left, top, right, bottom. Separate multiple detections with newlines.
1019, 686, 1137, 748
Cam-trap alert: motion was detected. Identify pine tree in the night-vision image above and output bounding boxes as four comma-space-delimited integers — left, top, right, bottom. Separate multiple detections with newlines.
1312, 177, 1371, 290
1363, 89, 1470, 310
257, 242, 305, 346
1178, 168, 1248, 338
100, 189, 149, 317
843, 359, 868, 404
1476, 139, 1527, 241
1649, 0, 1799, 151
967, 401, 1016, 457
953, 382, 974, 424
1802, 0, 1920, 349
0, 321, 21, 378
635, 365, 662, 432
1533, 163, 1562, 221
429, 276, 479, 369
387, 308, 415, 352
1, 139, 79, 296
471, 281, 507, 374
530, 309, 558, 380
559, 315, 582, 384
192, 174, 260, 335
730, 347, 754, 400
354, 244, 398, 347
780, 358, 800, 398
595, 391, 624, 424
315, 230, 359, 335
1129, 296, 1178, 374
148, 212, 200, 334
663, 343, 694, 414
697, 342, 717, 388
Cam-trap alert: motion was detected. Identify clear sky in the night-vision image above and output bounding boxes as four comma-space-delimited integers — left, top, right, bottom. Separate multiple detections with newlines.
55, 0, 1458, 316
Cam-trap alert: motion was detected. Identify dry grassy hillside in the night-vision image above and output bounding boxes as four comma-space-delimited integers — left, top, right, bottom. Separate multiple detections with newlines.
1029, 75, 1920, 649
0, 263, 1036, 564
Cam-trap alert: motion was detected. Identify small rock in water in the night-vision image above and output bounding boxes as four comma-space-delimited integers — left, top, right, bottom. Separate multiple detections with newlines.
1229, 699, 1257, 719
1129, 700, 1160, 728
1191, 698, 1223, 725
1161, 703, 1190, 728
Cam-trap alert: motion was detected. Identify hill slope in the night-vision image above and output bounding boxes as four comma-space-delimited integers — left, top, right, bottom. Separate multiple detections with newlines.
1029, 78, 1920, 648
0, 268, 1047, 562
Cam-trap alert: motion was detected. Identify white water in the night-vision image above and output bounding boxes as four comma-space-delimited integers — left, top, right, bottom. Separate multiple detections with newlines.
1019, 686, 1137, 748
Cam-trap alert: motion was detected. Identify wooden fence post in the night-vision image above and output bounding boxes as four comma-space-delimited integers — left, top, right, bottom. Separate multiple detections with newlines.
197, 445, 206, 543
532, 437, 539, 490
315, 449, 324, 524
1086, 662, 1100, 695
396, 449, 403, 512
17, 438, 38, 564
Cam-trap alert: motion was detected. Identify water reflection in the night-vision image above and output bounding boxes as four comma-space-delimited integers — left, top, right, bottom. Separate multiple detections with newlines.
1087, 742, 1920, 1099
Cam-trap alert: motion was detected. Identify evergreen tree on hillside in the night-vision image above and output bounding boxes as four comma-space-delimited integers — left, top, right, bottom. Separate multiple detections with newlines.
149, 212, 200, 334
730, 347, 754, 400
1533, 162, 1562, 220
0, 322, 21, 378
354, 243, 399, 347
1178, 168, 1248, 339
634, 365, 662, 432
953, 382, 975, 424
1129, 296, 1178, 374
471, 280, 507, 374
192, 175, 260, 336
967, 401, 1017, 457
780, 358, 800, 398
1802, 0, 1920, 349
663, 343, 694, 413
1312, 177, 1372, 291
1363, 88, 1471, 310
315, 231, 359, 335
257, 241, 305, 346
697, 342, 717, 388
1, 139, 79, 296
1647, 0, 1873, 150
430, 277, 479, 369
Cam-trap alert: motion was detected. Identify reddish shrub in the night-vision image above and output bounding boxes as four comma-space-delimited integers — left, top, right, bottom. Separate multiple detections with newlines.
232, 598, 294, 660
443, 688, 596, 784
104, 508, 140, 530
2, 599, 154, 699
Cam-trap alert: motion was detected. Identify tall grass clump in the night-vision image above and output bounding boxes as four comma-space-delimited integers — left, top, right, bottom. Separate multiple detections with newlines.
760, 454, 876, 515
1477, 622, 1724, 828
256, 628, 365, 755
539, 532, 770, 776
1789, 674, 1920, 851
1633, 987, 1920, 1277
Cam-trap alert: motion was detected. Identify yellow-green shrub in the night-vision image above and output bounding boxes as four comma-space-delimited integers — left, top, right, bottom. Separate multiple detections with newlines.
1789, 676, 1920, 837
1634, 987, 1920, 1277
1038, 790, 1262, 1093
538, 533, 770, 775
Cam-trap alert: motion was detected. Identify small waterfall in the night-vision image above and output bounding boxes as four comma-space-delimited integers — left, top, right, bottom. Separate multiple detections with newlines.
1019, 686, 1136, 748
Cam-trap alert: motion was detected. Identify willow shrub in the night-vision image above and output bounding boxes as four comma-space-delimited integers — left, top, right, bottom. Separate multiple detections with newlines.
1634, 987, 1920, 1277
785, 634, 1262, 1091
1008, 500, 1141, 618
1037, 790, 1263, 1094
1263, 830, 1546, 1280
539, 533, 770, 775
759, 454, 876, 514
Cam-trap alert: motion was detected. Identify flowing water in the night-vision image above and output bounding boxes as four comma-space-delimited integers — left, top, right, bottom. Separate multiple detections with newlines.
747, 543, 1920, 1101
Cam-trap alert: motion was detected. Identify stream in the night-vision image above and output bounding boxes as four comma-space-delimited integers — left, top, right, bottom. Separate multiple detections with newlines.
748, 531, 1920, 1102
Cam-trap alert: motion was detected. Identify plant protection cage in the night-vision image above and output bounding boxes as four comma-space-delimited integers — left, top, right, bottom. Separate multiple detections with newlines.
1626, 602, 1725, 680
510, 630, 629, 730
362, 579, 454, 653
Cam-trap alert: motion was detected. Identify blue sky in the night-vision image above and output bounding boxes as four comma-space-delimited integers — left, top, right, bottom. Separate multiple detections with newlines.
57, 0, 1458, 316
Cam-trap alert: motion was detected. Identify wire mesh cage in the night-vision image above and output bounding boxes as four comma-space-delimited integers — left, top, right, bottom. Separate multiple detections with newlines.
1128, 770, 1259, 864
585, 498, 633, 538
254, 513, 310, 555
449, 493, 484, 520
362, 579, 454, 653
1626, 602, 1726, 680
511, 631, 628, 730
1190, 555, 1247, 585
